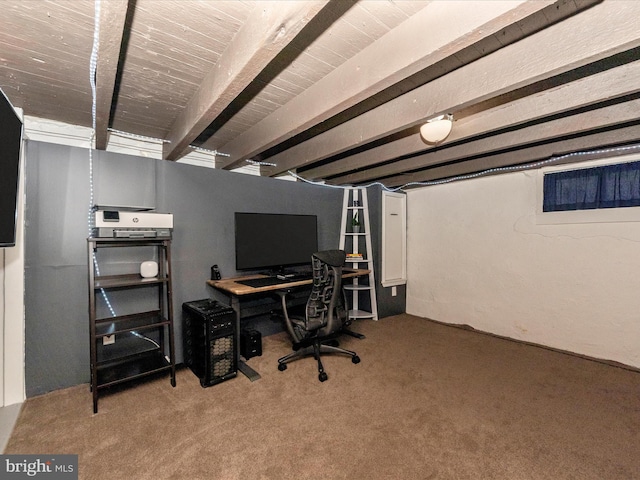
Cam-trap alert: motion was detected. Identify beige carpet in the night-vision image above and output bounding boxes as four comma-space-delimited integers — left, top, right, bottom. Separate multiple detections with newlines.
5, 314, 640, 479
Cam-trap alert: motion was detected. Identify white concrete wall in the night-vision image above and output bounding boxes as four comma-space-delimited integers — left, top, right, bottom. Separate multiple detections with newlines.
406, 157, 640, 369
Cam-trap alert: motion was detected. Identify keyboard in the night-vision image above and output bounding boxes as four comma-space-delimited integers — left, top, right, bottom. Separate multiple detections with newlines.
238, 274, 311, 288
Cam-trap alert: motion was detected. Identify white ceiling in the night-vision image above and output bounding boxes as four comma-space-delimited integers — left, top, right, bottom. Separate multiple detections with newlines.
1, 0, 639, 188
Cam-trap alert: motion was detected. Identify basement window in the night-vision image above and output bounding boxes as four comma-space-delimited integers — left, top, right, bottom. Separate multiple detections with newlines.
543, 160, 640, 212
537, 154, 640, 225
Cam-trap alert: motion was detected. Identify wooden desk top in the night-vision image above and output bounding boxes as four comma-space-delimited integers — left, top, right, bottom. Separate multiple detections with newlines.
207, 268, 370, 296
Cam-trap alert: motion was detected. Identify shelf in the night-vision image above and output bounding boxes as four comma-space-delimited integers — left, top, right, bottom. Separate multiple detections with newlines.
96, 332, 161, 363
95, 310, 169, 337
94, 273, 168, 289
88, 236, 175, 413
96, 349, 172, 389
89, 237, 169, 247
339, 188, 378, 321
344, 284, 373, 291
349, 309, 375, 319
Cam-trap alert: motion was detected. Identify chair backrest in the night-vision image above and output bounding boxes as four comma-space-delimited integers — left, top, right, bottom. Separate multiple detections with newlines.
305, 250, 348, 336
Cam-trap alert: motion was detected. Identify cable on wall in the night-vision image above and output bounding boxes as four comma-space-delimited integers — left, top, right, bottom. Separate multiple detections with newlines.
288, 143, 640, 192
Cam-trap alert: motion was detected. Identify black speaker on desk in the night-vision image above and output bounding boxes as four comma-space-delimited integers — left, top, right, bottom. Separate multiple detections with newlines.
182, 299, 237, 387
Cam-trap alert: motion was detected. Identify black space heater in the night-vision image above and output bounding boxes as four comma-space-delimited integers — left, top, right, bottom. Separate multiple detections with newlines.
182, 299, 237, 387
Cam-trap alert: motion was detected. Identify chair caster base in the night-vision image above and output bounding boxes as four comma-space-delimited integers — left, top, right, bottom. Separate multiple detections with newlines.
319, 371, 328, 382
352, 355, 361, 364
278, 363, 287, 371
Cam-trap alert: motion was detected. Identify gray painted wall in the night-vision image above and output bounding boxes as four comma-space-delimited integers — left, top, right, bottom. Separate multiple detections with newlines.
24, 141, 405, 397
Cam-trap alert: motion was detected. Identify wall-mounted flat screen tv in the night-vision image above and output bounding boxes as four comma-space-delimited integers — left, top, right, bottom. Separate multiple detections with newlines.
235, 212, 318, 272
0, 89, 23, 247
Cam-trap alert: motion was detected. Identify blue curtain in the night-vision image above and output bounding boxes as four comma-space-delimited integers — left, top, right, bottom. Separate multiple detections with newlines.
543, 160, 640, 212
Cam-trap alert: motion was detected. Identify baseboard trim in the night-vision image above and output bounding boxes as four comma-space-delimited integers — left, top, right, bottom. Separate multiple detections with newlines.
0, 403, 22, 452
419, 315, 640, 374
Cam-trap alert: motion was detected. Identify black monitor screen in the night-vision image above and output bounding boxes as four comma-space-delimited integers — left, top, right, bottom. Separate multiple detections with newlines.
0, 89, 23, 247
235, 212, 318, 272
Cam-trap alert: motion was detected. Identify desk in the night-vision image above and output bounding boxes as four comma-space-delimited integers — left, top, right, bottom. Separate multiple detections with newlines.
207, 268, 370, 381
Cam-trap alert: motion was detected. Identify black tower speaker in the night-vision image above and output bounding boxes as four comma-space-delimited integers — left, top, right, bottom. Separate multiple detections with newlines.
182, 299, 237, 387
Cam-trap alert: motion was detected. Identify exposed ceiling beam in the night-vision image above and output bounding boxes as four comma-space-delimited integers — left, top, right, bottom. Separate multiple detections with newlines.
384, 124, 640, 189
161, 0, 331, 161
262, 0, 640, 177
95, 0, 130, 150
338, 99, 640, 187
322, 59, 640, 184
214, 0, 557, 170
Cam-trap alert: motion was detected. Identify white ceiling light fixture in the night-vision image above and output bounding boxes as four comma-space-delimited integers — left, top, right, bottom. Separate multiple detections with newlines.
420, 114, 454, 144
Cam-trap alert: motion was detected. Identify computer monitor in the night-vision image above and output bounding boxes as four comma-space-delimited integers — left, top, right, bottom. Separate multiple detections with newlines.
235, 212, 318, 273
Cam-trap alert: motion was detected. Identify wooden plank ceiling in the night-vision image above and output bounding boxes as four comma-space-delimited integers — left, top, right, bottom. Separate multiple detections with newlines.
1, 0, 639, 190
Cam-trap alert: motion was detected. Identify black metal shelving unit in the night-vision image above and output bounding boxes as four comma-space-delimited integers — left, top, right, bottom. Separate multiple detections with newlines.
87, 237, 176, 413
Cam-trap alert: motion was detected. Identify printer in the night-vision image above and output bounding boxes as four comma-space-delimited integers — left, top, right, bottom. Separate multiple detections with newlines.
93, 208, 173, 239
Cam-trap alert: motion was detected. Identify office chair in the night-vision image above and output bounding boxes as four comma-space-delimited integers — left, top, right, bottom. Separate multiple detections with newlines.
277, 250, 360, 382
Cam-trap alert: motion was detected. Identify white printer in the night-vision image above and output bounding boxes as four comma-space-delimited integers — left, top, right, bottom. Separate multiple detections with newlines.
93, 207, 173, 238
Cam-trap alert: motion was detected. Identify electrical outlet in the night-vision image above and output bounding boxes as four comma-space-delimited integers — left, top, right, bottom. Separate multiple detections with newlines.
391, 286, 397, 297
103, 335, 115, 345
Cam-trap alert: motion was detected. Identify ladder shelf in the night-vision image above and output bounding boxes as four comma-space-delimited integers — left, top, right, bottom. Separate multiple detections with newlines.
339, 188, 378, 321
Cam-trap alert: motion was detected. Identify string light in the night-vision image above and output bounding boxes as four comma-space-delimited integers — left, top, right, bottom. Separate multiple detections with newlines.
88, 0, 116, 318
189, 145, 230, 157
246, 159, 276, 167
289, 143, 640, 192
398, 143, 640, 190
87, 0, 99, 236
108, 128, 170, 144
